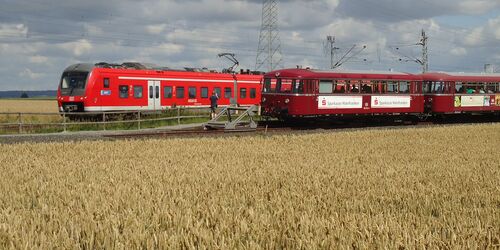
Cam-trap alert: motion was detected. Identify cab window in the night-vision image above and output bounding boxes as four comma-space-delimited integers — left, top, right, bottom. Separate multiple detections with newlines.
263, 78, 276, 93
280, 79, 293, 93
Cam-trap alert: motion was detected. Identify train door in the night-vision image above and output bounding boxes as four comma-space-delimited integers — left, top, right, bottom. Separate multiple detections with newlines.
148, 80, 161, 110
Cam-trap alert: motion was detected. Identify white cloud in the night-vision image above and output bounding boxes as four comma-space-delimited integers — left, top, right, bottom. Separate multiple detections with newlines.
147, 24, 167, 35
463, 27, 484, 46
0, 23, 28, 38
83, 24, 104, 36
19, 68, 43, 79
458, 1, 500, 15
450, 47, 467, 56
59, 39, 93, 56
29, 55, 49, 64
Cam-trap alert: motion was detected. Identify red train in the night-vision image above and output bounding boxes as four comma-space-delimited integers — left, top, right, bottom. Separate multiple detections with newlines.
57, 62, 263, 112
261, 68, 500, 119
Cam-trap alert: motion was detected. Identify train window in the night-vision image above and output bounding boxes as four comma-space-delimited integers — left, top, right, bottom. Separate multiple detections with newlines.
164, 86, 173, 98
240, 88, 247, 99
488, 83, 499, 93
104, 78, 110, 88
263, 78, 276, 93
201, 87, 208, 98
177, 87, 185, 98
387, 82, 398, 93
224, 87, 231, 99
423, 82, 432, 93
455, 82, 464, 93
350, 81, 360, 93
360, 80, 373, 93
214, 87, 221, 98
333, 80, 346, 93
432, 82, 444, 93
188, 87, 196, 98
133, 86, 143, 98
292, 80, 304, 93
119, 85, 128, 99
275, 79, 282, 93
399, 82, 410, 93
250, 88, 256, 98
280, 79, 293, 93
303, 80, 318, 94
371, 81, 382, 94
464, 83, 478, 94
319, 80, 333, 94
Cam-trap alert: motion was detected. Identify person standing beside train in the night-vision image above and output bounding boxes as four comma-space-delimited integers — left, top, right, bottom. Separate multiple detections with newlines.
210, 91, 219, 119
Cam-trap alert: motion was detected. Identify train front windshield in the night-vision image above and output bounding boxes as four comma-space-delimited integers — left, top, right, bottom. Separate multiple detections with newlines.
59, 71, 88, 96
263, 78, 304, 93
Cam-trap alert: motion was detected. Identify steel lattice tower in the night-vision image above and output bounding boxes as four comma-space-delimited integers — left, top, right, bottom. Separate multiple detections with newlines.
255, 0, 283, 72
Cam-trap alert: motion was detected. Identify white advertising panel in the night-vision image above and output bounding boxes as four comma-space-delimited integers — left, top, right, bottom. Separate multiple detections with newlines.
460, 95, 488, 107
371, 96, 411, 108
318, 96, 363, 109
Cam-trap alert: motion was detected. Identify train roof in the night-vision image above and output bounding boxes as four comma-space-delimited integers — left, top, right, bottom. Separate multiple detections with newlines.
265, 68, 419, 80
422, 72, 500, 82
63, 63, 95, 73
63, 62, 264, 75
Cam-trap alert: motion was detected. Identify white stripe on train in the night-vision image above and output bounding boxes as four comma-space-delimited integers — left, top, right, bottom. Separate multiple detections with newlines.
118, 76, 261, 84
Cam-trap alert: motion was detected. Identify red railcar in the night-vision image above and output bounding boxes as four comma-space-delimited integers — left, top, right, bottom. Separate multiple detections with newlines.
260, 68, 424, 118
57, 63, 263, 112
422, 72, 500, 114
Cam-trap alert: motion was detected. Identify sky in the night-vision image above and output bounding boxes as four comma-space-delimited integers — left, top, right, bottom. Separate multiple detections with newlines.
0, 0, 500, 91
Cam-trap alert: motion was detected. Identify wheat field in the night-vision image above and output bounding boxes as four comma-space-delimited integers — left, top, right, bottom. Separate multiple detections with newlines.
0, 124, 499, 248
0, 99, 60, 125
0, 99, 58, 113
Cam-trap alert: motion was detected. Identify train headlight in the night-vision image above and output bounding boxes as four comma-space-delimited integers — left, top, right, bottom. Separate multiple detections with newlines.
262, 97, 266, 103
284, 98, 290, 104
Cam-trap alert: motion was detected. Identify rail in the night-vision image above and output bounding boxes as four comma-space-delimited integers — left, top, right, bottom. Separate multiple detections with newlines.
0, 107, 213, 134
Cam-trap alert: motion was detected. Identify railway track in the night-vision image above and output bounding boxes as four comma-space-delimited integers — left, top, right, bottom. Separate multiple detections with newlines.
102, 116, 498, 140
2, 116, 497, 144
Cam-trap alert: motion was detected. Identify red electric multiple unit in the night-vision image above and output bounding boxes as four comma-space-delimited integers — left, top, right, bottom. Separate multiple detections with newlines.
57, 63, 263, 112
260, 68, 500, 119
